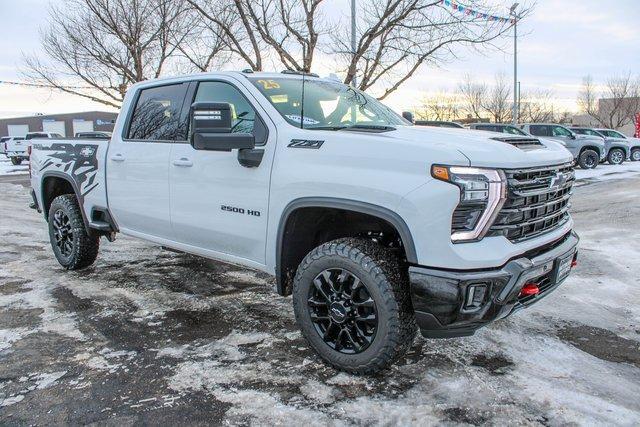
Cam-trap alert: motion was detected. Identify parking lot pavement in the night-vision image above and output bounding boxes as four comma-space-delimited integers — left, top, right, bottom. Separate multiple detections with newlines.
0, 177, 639, 425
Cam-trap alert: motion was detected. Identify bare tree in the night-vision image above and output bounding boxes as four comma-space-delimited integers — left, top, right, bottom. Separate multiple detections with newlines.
578, 74, 640, 129
186, 0, 328, 73
22, 0, 192, 108
482, 73, 511, 123
185, 0, 264, 71
175, 11, 229, 72
458, 74, 487, 120
242, 0, 327, 72
415, 92, 462, 121
519, 89, 556, 123
335, 1, 526, 100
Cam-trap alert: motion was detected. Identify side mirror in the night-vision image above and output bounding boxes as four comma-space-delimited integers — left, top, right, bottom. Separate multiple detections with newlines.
569, 134, 576, 140
402, 111, 414, 123
190, 102, 255, 151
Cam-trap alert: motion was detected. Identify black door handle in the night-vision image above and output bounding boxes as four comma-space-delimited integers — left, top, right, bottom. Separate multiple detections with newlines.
238, 148, 264, 168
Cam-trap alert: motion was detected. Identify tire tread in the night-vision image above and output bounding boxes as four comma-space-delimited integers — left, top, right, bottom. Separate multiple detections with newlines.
293, 238, 416, 374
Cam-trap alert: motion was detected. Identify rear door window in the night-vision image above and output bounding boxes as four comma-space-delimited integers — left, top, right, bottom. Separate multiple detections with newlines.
529, 125, 550, 136
127, 83, 189, 141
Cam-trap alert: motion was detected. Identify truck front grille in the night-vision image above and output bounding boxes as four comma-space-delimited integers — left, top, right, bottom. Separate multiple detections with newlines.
488, 163, 575, 242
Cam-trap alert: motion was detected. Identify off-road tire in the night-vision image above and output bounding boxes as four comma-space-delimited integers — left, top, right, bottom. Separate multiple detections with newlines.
578, 149, 599, 169
607, 148, 625, 165
11, 157, 22, 165
293, 238, 416, 374
48, 194, 99, 270
631, 148, 640, 162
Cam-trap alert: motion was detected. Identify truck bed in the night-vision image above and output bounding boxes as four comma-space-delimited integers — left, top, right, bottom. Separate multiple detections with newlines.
30, 138, 109, 226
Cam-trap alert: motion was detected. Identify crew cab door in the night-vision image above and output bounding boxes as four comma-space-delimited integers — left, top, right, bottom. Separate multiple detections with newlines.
106, 83, 190, 239
169, 79, 275, 266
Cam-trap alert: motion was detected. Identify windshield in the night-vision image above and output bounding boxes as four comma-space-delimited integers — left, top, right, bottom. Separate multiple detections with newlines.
602, 130, 626, 138
249, 77, 407, 129
504, 126, 527, 136
576, 129, 603, 137
552, 126, 573, 137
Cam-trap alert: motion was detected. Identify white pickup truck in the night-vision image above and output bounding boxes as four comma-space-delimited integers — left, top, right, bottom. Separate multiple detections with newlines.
5, 132, 63, 165
30, 71, 579, 373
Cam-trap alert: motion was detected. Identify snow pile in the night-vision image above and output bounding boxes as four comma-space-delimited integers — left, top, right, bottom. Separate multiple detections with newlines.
0, 157, 29, 176
575, 161, 640, 182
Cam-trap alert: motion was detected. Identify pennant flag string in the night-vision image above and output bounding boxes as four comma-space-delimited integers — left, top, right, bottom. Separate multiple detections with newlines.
0, 80, 96, 90
441, 0, 515, 24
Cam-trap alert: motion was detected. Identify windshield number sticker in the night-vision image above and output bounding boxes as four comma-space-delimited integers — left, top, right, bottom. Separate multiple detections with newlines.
257, 79, 280, 90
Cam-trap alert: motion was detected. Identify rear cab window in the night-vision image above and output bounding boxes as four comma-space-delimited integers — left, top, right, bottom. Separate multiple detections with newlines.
127, 83, 190, 141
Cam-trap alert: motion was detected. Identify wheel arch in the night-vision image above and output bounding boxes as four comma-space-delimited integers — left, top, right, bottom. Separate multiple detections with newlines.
41, 171, 90, 230
579, 145, 602, 156
275, 197, 418, 296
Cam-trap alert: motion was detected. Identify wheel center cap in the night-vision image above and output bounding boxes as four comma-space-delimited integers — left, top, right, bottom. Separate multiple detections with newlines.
329, 302, 347, 323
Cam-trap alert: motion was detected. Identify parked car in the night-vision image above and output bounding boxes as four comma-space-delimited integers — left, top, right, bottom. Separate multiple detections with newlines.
415, 120, 465, 128
521, 123, 605, 169
75, 131, 112, 139
469, 123, 529, 136
0, 136, 11, 155
30, 71, 579, 374
595, 128, 640, 161
569, 127, 628, 165
7, 132, 64, 165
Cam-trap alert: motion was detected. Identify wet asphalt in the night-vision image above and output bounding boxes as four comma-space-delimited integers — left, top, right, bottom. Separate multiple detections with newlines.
0, 174, 639, 425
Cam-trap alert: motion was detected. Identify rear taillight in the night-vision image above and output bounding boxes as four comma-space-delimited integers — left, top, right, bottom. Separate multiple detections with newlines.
27, 145, 32, 177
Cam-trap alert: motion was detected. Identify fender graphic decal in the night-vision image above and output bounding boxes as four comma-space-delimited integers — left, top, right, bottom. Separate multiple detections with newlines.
34, 143, 100, 197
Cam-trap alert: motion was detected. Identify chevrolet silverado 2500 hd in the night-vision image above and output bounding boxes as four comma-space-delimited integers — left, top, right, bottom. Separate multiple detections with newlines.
30, 71, 579, 373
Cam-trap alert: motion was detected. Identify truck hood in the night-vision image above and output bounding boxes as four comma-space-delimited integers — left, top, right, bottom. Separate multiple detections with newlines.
379, 126, 573, 168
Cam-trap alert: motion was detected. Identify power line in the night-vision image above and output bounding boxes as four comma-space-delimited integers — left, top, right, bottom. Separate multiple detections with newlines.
0, 80, 96, 90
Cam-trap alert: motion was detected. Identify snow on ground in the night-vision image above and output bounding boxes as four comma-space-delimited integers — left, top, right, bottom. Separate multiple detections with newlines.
574, 160, 640, 182
0, 174, 639, 424
0, 157, 28, 176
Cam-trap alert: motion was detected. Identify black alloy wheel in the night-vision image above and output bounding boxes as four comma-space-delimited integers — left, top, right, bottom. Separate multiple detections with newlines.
308, 268, 378, 354
47, 194, 100, 270
52, 209, 74, 258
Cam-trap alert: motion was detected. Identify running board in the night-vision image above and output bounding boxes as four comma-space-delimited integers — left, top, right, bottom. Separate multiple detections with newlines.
89, 221, 112, 231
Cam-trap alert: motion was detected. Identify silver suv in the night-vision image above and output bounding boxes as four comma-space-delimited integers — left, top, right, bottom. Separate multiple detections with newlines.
521, 123, 605, 169
569, 127, 628, 165
596, 128, 640, 161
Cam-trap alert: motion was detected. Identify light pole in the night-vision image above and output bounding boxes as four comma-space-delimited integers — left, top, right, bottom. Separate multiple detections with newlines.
510, 3, 520, 125
351, 0, 357, 88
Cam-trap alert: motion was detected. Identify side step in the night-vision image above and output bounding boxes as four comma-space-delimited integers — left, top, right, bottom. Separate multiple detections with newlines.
89, 221, 112, 232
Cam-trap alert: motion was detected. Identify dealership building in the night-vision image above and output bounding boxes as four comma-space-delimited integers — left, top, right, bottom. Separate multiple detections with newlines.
0, 111, 118, 138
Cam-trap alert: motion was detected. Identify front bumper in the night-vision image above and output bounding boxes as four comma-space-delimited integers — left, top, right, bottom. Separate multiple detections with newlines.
409, 231, 579, 338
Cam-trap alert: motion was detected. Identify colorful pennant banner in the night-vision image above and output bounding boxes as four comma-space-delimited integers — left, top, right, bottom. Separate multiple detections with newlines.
441, 0, 515, 24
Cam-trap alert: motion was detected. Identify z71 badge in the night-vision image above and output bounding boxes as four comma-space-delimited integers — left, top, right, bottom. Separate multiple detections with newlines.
288, 139, 324, 149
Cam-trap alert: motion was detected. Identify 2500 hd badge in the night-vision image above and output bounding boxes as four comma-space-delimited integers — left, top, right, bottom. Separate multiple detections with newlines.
221, 204, 261, 217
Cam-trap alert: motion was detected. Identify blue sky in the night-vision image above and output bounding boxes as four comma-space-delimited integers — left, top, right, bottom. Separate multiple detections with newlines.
0, 0, 638, 117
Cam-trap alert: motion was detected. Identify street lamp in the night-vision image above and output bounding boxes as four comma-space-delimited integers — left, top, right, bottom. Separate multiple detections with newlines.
351, 0, 357, 88
510, 3, 520, 125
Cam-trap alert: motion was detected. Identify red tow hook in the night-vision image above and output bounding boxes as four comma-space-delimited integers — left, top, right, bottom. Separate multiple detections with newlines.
519, 283, 540, 297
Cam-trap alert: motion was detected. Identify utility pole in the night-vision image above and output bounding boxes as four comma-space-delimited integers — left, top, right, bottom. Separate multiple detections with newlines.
351, 0, 357, 88
510, 3, 520, 125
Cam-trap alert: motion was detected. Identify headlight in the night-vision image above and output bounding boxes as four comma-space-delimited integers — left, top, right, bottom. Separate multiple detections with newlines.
432, 165, 507, 242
